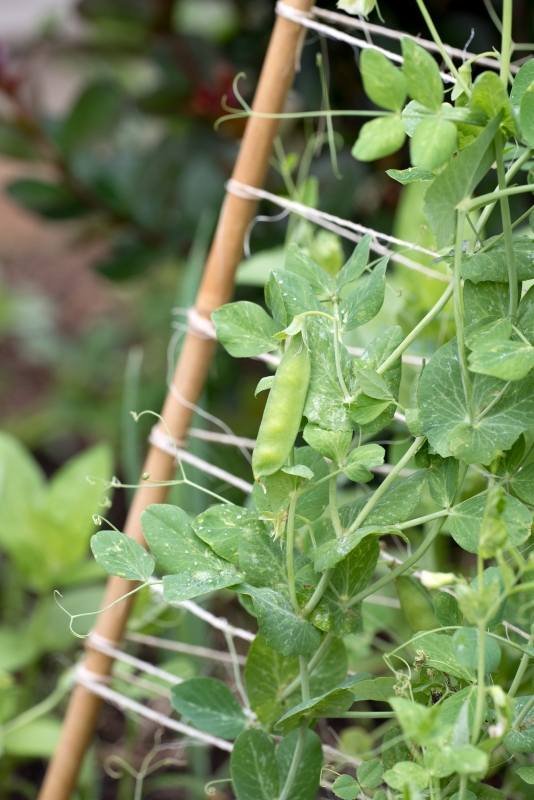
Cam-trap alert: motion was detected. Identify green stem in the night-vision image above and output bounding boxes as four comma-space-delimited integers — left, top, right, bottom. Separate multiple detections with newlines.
508, 625, 534, 697
472, 552, 487, 744
495, 129, 518, 316
467, 183, 534, 210
331, 711, 396, 719
414, 0, 470, 93
330, 466, 343, 539
286, 493, 300, 615
458, 775, 469, 800
301, 569, 333, 619
396, 510, 448, 530
475, 204, 534, 255
513, 692, 534, 728
278, 722, 309, 800
3, 683, 70, 735
476, 381, 511, 422
333, 301, 351, 400
299, 656, 310, 702
376, 283, 454, 375
454, 210, 474, 423
280, 635, 333, 700
500, 0, 514, 84
345, 437, 425, 537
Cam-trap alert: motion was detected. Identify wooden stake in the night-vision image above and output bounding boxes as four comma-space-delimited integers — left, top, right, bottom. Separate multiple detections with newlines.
38, 2, 313, 798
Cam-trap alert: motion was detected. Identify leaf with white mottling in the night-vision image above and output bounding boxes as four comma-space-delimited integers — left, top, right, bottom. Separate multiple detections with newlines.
90, 531, 155, 581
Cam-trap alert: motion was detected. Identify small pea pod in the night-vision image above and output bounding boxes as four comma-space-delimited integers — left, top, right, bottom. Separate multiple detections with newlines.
396, 576, 438, 634
252, 333, 311, 481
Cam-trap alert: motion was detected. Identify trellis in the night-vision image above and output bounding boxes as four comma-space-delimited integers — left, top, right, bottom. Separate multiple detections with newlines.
37, 4, 505, 798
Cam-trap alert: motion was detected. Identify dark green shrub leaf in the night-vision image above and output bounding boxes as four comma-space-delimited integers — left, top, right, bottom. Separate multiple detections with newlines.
171, 677, 247, 738
6, 179, 87, 220
90, 530, 155, 581
62, 83, 123, 154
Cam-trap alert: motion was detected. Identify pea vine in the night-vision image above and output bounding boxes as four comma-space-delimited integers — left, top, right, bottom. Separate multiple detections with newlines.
87, 1, 534, 798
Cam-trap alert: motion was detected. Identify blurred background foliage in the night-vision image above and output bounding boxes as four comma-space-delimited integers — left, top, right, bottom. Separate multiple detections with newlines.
1, 0, 534, 798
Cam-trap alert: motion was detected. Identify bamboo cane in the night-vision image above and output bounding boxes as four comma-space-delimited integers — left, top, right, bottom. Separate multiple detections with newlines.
38, 2, 313, 798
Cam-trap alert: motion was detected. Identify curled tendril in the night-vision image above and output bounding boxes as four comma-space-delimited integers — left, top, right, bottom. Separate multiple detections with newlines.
54, 582, 153, 638
204, 778, 233, 796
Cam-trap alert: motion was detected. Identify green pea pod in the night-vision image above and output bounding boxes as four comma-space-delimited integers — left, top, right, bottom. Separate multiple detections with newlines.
396, 576, 438, 634
252, 333, 311, 481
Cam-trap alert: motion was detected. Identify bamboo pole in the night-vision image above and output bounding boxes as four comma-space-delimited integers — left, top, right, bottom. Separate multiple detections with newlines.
38, 2, 313, 798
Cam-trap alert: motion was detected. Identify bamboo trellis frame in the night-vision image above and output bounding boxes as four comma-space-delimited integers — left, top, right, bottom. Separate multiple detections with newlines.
38, 2, 315, 797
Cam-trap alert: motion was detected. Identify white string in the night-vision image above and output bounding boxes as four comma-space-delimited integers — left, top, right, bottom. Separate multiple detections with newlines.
226, 179, 451, 283
125, 631, 247, 665
88, 632, 184, 686
149, 425, 254, 494
309, 6, 517, 73
187, 428, 256, 449
275, 1, 456, 84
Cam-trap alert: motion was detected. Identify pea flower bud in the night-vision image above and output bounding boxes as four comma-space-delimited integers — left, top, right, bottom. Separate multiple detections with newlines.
337, 0, 377, 16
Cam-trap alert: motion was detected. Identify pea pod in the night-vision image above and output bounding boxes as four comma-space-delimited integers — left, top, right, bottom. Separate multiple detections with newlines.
396, 576, 438, 634
252, 333, 311, 481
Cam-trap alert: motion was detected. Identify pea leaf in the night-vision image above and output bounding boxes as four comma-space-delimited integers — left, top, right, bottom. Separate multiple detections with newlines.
451, 628, 501, 672
465, 317, 512, 350
231, 729, 278, 800
449, 493, 531, 553
510, 61, 534, 118
424, 744, 489, 778
244, 635, 298, 726
312, 526, 384, 571
294, 447, 330, 521
518, 284, 534, 343
284, 243, 333, 295
339, 259, 387, 332
352, 116, 406, 161
296, 561, 363, 636
418, 337, 534, 464
428, 455, 459, 507
382, 727, 411, 770
517, 766, 534, 784
90, 531, 155, 581
358, 760, 384, 789
339, 471, 428, 532
414, 632, 475, 681
332, 775, 359, 800
163, 568, 238, 602
351, 325, 404, 434
510, 461, 534, 504
269, 269, 323, 319
360, 49, 407, 112
520, 81, 534, 147
239, 584, 322, 658
275, 687, 355, 734
352, 677, 397, 702
275, 729, 322, 800
303, 423, 352, 465
410, 117, 457, 170
170, 677, 247, 738
386, 166, 435, 184
211, 301, 278, 357
354, 368, 393, 400
344, 443, 385, 482
255, 376, 274, 397
464, 280, 510, 326
470, 71, 516, 136
192, 505, 265, 565
456, 237, 534, 283
336, 235, 371, 289
469, 340, 534, 381
401, 37, 443, 110
504, 696, 534, 752
238, 518, 306, 592
424, 114, 501, 247
383, 761, 429, 791
434, 591, 463, 628
303, 318, 354, 431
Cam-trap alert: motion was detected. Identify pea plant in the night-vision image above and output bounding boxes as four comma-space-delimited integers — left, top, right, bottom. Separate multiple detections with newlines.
89, 1, 534, 798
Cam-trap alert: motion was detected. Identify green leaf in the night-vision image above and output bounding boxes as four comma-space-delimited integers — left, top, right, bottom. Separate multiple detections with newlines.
163, 568, 238, 602
383, 761, 429, 792
303, 423, 352, 465
90, 531, 155, 581
282, 464, 314, 480
276, 729, 322, 800
239, 584, 322, 657
0, 625, 40, 672
237, 246, 285, 287
424, 114, 501, 248
504, 696, 534, 752
284, 243, 332, 295
452, 627, 501, 672
352, 116, 406, 161
382, 727, 411, 770
6, 178, 87, 220
520, 80, 534, 147
340, 259, 387, 332
428, 455, 459, 507
517, 766, 534, 784
390, 698, 446, 746
338, 471, 428, 534
238, 518, 300, 591
351, 326, 404, 434
449, 493, 531, 553
332, 775, 359, 800
303, 318, 354, 432
386, 166, 435, 184
354, 368, 393, 400
352, 677, 397, 702
193, 505, 265, 564
469, 339, 534, 381
458, 237, 534, 283
295, 447, 330, 522
296, 563, 361, 636
62, 83, 123, 154
312, 527, 382, 571
275, 687, 354, 733
3, 716, 62, 758
360, 49, 407, 112
464, 281, 510, 326
96, 240, 161, 280
465, 317, 512, 350
244, 635, 299, 726
336, 235, 371, 289
171, 677, 247, 738
518, 283, 534, 343
269, 269, 323, 319
231, 729, 279, 800
418, 338, 534, 464
510, 461, 534, 503
470, 71, 516, 136
510, 61, 534, 118
401, 37, 443, 110
211, 301, 278, 357
424, 744, 489, 778
434, 591, 463, 628
414, 632, 475, 682
358, 760, 384, 789
0, 124, 38, 160
410, 117, 457, 170
344, 444, 385, 482
397, 576, 438, 633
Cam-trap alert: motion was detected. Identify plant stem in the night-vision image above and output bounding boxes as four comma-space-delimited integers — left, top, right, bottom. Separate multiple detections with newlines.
508, 624, 534, 697
454, 210, 474, 423
346, 437, 425, 537
286, 492, 300, 615
299, 656, 311, 702
458, 775, 468, 800
414, 0, 470, 93
396, 510, 448, 530
332, 301, 351, 400
495, 129, 518, 316
281, 635, 333, 700
301, 569, 333, 619
500, 0, 514, 84
472, 553, 487, 744
331, 711, 396, 718
4, 683, 70, 735
330, 466, 343, 538
476, 381, 511, 422
467, 183, 534, 210
377, 283, 454, 375
278, 721, 309, 800
513, 692, 534, 728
